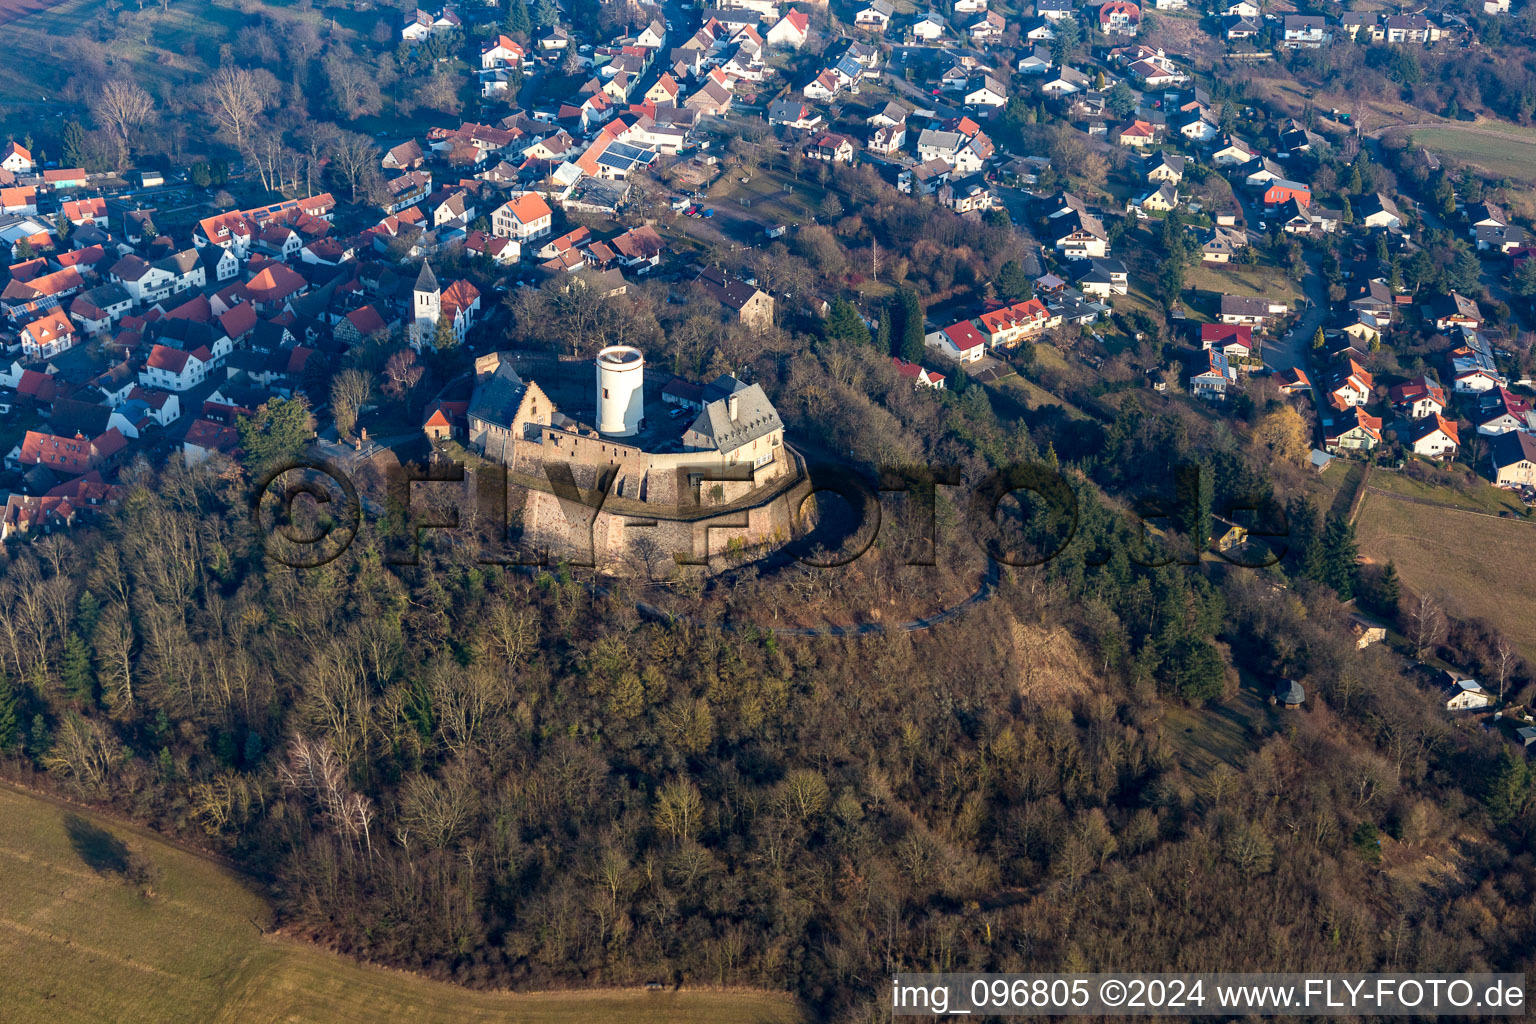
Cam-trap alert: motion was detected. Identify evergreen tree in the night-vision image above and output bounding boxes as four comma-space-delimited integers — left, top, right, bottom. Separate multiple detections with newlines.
0, 677, 18, 752
532, 0, 558, 28
76, 590, 101, 640
505, 0, 531, 33
433, 311, 458, 351
996, 259, 1030, 301
1168, 636, 1225, 704
1319, 514, 1358, 599
62, 120, 88, 169
1341, 195, 1353, 224
1176, 460, 1212, 549
876, 307, 892, 353
1374, 561, 1401, 613
898, 288, 925, 363
1312, 327, 1325, 350
237, 396, 313, 473
826, 297, 870, 345
1451, 246, 1482, 294
1485, 745, 1530, 826
60, 632, 94, 703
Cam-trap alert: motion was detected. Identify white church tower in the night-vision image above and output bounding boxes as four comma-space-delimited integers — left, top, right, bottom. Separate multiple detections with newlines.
412, 261, 441, 348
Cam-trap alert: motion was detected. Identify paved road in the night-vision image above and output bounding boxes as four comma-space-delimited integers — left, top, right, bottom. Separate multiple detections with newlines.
1265, 251, 1326, 376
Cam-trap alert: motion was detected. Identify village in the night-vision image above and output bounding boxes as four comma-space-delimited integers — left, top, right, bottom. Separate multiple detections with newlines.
0, 0, 1531, 726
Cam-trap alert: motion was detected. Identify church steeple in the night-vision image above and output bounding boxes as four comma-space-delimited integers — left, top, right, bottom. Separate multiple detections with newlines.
413, 262, 442, 349
415, 261, 439, 294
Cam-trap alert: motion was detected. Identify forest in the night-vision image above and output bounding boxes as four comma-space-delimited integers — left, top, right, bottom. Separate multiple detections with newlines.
4, 279, 1536, 1021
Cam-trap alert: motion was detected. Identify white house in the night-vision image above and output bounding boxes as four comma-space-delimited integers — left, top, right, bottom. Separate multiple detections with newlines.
491, 192, 554, 242
0, 141, 33, 174
912, 12, 946, 40
139, 344, 223, 392
964, 76, 1008, 108
925, 320, 988, 362
1444, 677, 1495, 710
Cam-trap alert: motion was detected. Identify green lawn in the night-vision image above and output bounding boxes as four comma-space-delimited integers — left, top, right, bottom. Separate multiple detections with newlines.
0, 784, 803, 1024
1366, 468, 1528, 516
1404, 127, 1536, 186
1186, 262, 1304, 308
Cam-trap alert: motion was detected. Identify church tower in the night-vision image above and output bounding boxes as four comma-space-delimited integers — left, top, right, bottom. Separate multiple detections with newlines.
413, 262, 441, 347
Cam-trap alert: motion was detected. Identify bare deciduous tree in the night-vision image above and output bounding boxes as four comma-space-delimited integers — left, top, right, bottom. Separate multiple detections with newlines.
203, 65, 272, 152
90, 79, 156, 169
326, 130, 379, 202
1406, 593, 1446, 662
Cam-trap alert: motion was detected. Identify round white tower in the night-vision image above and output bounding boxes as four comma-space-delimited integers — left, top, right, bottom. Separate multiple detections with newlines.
596, 345, 645, 437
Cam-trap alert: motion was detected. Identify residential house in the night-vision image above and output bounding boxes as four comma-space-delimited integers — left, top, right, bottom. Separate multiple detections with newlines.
20, 310, 76, 359
1282, 14, 1329, 46
806, 132, 856, 164
1325, 407, 1384, 453
1099, 0, 1141, 35
854, 0, 895, 29
491, 192, 554, 242
1219, 294, 1286, 327
925, 320, 988, 362
1409, 415, 1459, 459
892, 357, 946, 388
1490, 430, 1536, 487
1444, 677, 1495, 710
1476, 387, 1536, 435
1429, 291, 1482, 332
1357, 192, 1403, 231
696, 266, 774, 329
1190, 348, 1237, 400
0, 141, 33, 174
979, 298, 1055, 347
1388, 375, 1448, 420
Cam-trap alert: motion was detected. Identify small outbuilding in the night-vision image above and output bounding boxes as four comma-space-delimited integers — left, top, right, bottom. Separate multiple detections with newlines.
1272, 679, 1305, 708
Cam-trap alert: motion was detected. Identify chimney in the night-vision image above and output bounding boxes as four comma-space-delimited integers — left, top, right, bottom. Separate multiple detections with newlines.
728, 394, 739, 420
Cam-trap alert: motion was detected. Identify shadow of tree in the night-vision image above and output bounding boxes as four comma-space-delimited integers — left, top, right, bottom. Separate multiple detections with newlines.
64, 813, 133, 876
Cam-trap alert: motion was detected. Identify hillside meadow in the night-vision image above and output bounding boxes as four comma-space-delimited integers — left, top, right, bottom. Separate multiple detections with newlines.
0, 784, 801, 1024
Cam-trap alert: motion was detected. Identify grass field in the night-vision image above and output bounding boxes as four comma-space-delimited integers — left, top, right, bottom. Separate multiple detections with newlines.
0, 784, 802, 1024
1404, 126, 1536, 185
1366, 469, 1528, 517
1354, 491, 1536, 657
1186, 262, 1304, 308
1158, 678, 1280, 780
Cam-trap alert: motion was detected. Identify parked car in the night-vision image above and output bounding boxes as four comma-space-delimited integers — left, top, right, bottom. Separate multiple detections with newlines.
702, 208, 714, 218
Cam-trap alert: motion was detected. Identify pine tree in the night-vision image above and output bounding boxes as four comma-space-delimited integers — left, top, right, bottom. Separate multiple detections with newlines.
62, 120, 88, 169
1485, 745, 1530, 826
996, 259, 1030, 300
0, 678, 19, 751
60, 632, 94, 703
1176, 460, 1212, 549
826, 297, 869, 345
75, 590, 101, 640
1320, 514, 1358, 599
1375, 561, 1401, 613
505, 0, 531, 33
898, 288, 925, 363
1312, 327, 1325, 350
433, 311, 458, 351
876, 307, 892, 353
1341, 195, 1353, 224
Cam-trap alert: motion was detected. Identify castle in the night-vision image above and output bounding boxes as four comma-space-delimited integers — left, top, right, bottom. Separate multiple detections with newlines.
434, 348, 810, 569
